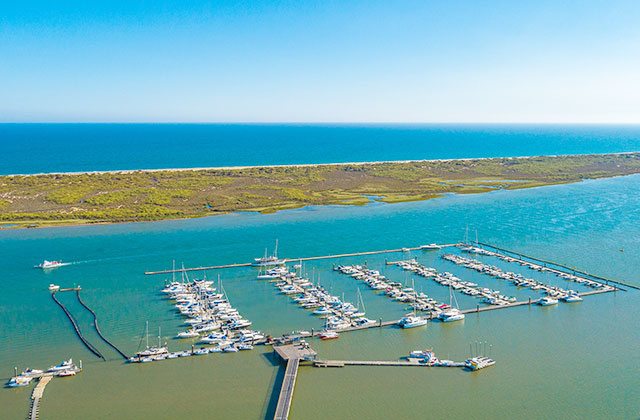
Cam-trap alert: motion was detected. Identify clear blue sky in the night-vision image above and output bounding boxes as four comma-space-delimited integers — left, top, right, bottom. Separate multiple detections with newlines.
1, 1, 639, 123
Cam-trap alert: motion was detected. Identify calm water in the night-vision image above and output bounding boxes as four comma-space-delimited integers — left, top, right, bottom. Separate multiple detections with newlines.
1, 174, 639, 419
2, 124, 640, 174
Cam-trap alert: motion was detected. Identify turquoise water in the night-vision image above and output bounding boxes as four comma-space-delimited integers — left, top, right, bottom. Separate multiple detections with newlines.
2, 124, 640, 174
1, 175, 639, 418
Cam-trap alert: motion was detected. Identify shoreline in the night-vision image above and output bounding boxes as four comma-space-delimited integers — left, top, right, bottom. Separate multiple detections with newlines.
3, 151, 640, 177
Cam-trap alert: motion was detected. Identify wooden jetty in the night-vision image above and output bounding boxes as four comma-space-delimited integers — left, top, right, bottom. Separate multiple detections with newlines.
144, 244, 459, 275
28, 375, 52, 420
272, 344, 317, 420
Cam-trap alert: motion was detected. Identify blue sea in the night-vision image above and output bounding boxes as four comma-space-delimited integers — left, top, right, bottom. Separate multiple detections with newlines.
1, 123, 640, 174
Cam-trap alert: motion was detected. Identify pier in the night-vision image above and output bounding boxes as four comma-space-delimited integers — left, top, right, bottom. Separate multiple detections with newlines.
144, 244, 459, 275
272, 344, 317, 420
313, 359, 465, 368
51, 292, 105, 360
28, 375, 51, 420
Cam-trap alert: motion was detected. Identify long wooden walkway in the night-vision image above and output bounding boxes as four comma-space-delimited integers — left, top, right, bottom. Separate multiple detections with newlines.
144, 244, 459, 275
274, 358, 300, 420
314, 359, 465, 368
29, 375, 52, 420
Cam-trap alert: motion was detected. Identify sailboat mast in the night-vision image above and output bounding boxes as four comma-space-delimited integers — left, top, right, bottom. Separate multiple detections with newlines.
274, 239, 279, 259
146, 321, 149, 349
158, 327, 161, 348
172, 260, 176, 283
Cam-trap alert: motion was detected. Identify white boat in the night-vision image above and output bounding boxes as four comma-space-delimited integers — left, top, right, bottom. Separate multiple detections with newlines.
48, 359, 74, 372
465, 356, 496, 370
193, 348, 209, 355
563, 294, 583, 303
538, 296, 559, 306
439, 284, 465, 322
223, 345, 239, 353
420, 244, 442, 250
398, 316, 428, 329
252, 240, 285, 267
21, 368, 43, 377
6, 376, 33, 387
176, 330, 199, 339
318, 330, 339, 340
57, 369, 77, 377
135, 323, 169, 358
48, 284, 60, 292
237, 344, 254, 351
35, 260, 68, 269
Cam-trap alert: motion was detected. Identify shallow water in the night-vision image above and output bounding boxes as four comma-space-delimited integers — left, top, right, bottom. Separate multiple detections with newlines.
1, 175, 639, 419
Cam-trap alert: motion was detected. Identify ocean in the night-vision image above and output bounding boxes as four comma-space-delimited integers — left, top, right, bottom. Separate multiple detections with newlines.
1, 123, 640, 174
1, 171, 639, 419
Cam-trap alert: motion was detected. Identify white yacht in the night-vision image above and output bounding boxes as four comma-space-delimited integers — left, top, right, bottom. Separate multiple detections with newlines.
48, 284, 60, 292
48, 359, 74, 372
176, 330, 199, 339
398, 316, 428, 328
252, 240, 285, 267
538, 296, 559, 306
465, 356, 496, 370
420, 243, 442, 250
562, 294, 583, 303
438, 308, 465, 322
35, 260, 69, 269
6, 376, 33, 387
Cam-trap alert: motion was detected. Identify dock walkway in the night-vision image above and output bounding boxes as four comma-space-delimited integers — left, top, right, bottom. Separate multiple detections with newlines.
144, 244, 459, 275
29, 375, 52, 420
314, 359, 465, 368
272, 344, 317, 420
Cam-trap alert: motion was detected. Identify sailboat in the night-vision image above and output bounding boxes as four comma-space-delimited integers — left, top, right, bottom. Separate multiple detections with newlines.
133, 322, 169, 360
252, 239, 285, 267
398, 279, 428, 328
438, 284, 465, 322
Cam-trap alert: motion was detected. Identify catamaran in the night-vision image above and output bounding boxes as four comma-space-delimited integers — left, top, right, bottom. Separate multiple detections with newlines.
252, 240, 285, 267
438, 284, 465, 322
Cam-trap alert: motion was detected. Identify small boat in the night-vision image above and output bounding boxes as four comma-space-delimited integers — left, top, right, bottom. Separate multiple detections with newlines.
318, 330, 339, 340
176, 330, 199, 339
48, 284, 60, 292
21, 368, 43, 377
48, 359, 74, 372
223, 345, 239, 353
35, 260, 68, 270
420, 244, 442, 250
140, 357, 153, 363
398, 316, 428, 328
57, 369, 77, 377
193, 348, 210, 355
237, 344, 253, 351
166, 353, 180, 359
562, 294, 583, 303
465, 356, 496, 371
538, 296, 559, 306
438, 309, 465, 323
252, 240, 285, 267
6, 376, 33, 387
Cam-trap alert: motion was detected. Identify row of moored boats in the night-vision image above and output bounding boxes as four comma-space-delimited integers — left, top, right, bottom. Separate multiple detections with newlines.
6, 359, 79, 388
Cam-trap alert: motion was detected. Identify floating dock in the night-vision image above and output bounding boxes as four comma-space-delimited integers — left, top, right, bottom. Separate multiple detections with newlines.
28, 375, 51, 420
313, 359, 465, 368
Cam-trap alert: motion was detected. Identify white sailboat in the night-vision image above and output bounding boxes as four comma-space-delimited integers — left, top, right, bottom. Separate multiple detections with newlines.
438, 284, 465, 322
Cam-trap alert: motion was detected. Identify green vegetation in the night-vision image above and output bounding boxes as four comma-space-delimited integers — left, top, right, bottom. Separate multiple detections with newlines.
1, 153, 639, 228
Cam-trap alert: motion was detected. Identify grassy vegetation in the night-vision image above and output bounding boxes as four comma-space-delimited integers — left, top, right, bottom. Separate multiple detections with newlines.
1, 153, 640, 228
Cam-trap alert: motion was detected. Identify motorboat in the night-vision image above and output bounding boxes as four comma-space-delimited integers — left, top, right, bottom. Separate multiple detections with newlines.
21, 368, 43, 377
176, 330, 199, 339
562, 294, 583, 303
193, 348, 209, 355
398, 316, 428, 328
223, 345, 239, 353
6, 376, 33, 387
538, 296, 559, 306
438, 309, 465, 323
48, 359, 74, 372
57, 369, 77, 377
420, 244, 442, 250
35, 260, 69, 270
318, 330, 339, 340
465, 356, 496, 371
48, 284, 60, 292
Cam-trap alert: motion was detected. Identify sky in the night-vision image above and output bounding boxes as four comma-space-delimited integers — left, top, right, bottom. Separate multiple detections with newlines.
0, 0, 639, 123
